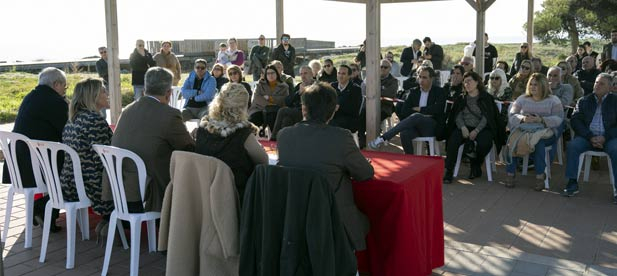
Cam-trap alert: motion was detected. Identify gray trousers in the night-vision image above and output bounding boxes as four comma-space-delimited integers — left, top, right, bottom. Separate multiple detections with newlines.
182, 106, 208, 122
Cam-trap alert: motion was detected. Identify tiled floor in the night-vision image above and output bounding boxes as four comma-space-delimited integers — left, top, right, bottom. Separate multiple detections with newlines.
2, 121, 617, 275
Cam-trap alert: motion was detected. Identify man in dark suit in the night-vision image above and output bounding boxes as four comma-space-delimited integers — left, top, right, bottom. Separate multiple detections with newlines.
422, 37, 444, 70
110, 67, 195, 212
399, 39, 423, 77
601, 30, 617, 63
277, 82, 374, 251
329, 64, 363, 133
562, 73, 617, 204
2, 67, 69, 231
575, 56, 601, 96
368, 66, 446, 154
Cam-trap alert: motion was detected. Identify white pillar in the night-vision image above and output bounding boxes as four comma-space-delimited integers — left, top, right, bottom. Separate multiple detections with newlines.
104, 0, 121, 125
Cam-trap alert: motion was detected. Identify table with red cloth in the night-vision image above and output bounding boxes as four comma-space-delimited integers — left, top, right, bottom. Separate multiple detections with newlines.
258, 141, 444, 275
354, 151, 444, 276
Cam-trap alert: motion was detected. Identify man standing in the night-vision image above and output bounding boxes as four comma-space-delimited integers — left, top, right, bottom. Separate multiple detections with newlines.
583, 41, 600, 62
575, 56, 602, 96
2, 67, 69, 232
270, 34, 296, 77
562, 73, 617, 204
96, 46, 108, 84
111, 67, 195, 212
400, 39, 422, 77
601, 30, 617, 63
329, 65, 363, 133
277, 82, 374, 252
422, 37, 444, 70
249, 35, 270, 81
129, 39, 156, 101
472, 33, 498, 73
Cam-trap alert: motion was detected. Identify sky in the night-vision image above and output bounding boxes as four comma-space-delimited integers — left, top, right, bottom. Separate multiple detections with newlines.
1, 0, 544, 62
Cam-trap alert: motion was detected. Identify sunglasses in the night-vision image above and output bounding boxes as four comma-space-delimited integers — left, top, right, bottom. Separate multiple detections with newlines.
521, 66, 531, 70
324, 64, 332, 68
137, 44, 144, 47
380, 66, 390, 69
489, 77, 500, 80
99, 51, 107, 54
259, 38, 265, 40
282, 38, 290, 41
521, 46, 528, 48
461, 62, 471, 66
351, 69, 358, 72
195, 66, 206, 70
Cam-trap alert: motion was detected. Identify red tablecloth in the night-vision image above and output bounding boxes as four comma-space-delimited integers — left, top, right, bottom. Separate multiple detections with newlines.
354, 151, 444, 276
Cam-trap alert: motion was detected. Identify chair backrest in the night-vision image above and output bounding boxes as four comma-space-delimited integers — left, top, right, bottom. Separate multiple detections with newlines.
169, 86, 182, 110
0, 131, 45, 193
92, 145, 147, 217
29, 140, 90, 207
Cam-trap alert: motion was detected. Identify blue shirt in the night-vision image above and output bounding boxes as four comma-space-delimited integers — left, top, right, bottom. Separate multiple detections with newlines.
589, 94, 607, 136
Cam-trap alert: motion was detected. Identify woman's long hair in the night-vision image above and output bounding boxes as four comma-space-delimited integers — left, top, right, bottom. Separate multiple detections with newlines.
69, 78, 104, 122
488, 69, 509, 98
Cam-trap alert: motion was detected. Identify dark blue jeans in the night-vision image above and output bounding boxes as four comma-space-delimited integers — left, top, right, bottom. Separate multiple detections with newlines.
565, 136, 617, 195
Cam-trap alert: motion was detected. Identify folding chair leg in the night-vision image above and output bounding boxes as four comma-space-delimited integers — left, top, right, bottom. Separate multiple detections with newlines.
39, 202, 53, 264
584, 155, 592, 182
23, 190, 35, 249
147, 220, 157, 252
65, 208, 76, 269
453, 146, 464, 177
102, 213, 118, 276
129, 220, 142, 276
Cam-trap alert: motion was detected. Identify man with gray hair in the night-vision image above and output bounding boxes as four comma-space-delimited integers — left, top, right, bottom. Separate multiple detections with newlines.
562, 73, 617, 204
110, 67, 195, 212
2, 67, 69, 232
547, 66, 574, 107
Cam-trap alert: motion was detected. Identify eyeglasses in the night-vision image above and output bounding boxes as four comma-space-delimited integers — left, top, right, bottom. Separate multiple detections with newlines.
521, 66, 531, 70
489, 77, 500, 80
461, 62, 471, 66
259, 38, 265, 40
380, 66, 390, 69
137, 44, 144, 47
520, 46, 528, 48
324, 64, 332, 68
195, 66, 206, 70
100, 51, 107, 54
229, 71, 240, 75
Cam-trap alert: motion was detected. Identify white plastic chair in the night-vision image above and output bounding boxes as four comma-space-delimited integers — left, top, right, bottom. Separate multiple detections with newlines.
577, 151, 615, 196
93, 145, 160, 276
0, 131, 47, 248
168, 86, 182, 110
453, 144, 497, 182
29, 140, 91, 269
412, 137, 440, 156
521, 145, 552, 189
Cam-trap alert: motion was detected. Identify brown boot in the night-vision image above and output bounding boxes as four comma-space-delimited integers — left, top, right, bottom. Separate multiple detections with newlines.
534, 174, 546, 191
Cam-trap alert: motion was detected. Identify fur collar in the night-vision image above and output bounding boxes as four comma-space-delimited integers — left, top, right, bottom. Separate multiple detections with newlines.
199, 116, 257, 137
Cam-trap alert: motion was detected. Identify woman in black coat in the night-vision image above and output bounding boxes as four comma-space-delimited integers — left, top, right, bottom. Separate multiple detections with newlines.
443, 71, 505, 183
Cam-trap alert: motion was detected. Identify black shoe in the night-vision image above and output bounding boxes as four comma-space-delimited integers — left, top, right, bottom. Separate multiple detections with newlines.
443, 170, 453, 184
259, 129, 265, 137
467, 165, 482, 179
561, 179, 579, 197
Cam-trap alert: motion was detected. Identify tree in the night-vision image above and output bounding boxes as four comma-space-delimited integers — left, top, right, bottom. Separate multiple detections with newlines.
531, 0, 617, 54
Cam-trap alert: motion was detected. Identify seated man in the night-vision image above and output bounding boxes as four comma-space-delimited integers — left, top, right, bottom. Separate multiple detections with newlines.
562, 73, 617, 203
369, 66, 446, 153
277, 82, 374, 251
111, 67, 195, 212
574, 56, 601, 96
180, 59, 217, 121
271, 65, 315, 140
547, 66, 574, 107
358, 59, 398, 146
329, 64, 363, 133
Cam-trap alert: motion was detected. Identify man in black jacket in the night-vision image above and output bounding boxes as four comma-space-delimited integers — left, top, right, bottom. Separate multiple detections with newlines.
129, 39, 156, 101
575, 56, 601, 96
400, 39, 423, 77
368, 66, 446, 154
329, 65, 363, 133
423, 37, 444, 70
270, 34, 296, 77
2, 67, 69, 232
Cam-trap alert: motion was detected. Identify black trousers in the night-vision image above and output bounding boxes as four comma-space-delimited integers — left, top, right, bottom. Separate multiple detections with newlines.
249, 110, 278, 133
271, 107, 302, 140
358, 110, 391, 146
444, 128, 493, 171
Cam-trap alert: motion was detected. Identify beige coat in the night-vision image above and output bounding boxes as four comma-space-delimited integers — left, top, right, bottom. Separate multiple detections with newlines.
247, 80, 289, 116
159, 151, 239, 276
153, 51, 182, 86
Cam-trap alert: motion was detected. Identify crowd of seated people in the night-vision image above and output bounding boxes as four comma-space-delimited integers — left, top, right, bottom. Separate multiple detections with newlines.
3, 32, 617, 275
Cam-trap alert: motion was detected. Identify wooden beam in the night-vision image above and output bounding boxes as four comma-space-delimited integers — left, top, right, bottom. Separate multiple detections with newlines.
325, 0, 448, 3
484, 0, 496, 10
527, 0, 534, 54
104, 0, 121, 125
365, 0, 381, 147
276, 0, 284, 41
465, 0, 478, 11
474, 0, 486, 74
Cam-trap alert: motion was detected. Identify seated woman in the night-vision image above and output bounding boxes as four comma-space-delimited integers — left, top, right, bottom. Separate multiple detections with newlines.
487, 68, 513, 118
308, 59, 321, 79
211, 63, 229, 92
557, 61, 583, 102
368, 66, 446, 153
248, 64, 289, 136
508, 59, 532, 99
443, 71, 504, 184
270, 65, 314, 140
505, 73, 564, 190
180, 59, 217, 121
60, 78, 114, 239
226, 65, 252, 107
195, 83, 268, 201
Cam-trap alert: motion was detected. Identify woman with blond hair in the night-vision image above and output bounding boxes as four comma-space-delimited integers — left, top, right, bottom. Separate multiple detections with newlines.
153, 41, 182, 85
60, 77, 113, 239
195, 83, 268, 201
504, 73, 564, 190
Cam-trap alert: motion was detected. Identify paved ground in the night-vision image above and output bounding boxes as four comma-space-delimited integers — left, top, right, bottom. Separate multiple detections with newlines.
2, 121, 617, 275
